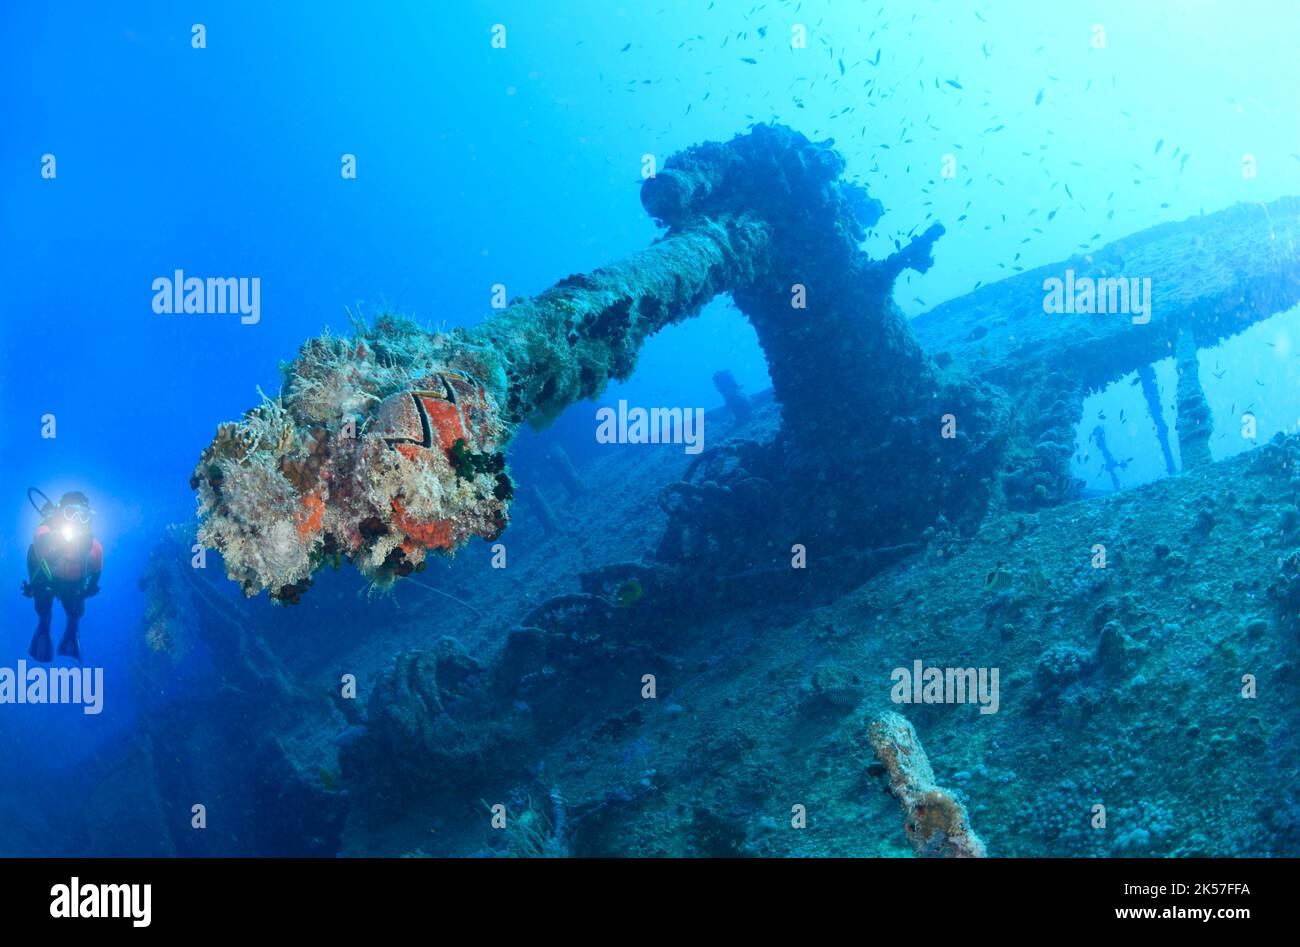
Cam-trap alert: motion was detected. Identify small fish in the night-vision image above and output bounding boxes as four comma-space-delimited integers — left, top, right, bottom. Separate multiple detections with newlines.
1034, 89, 1043, 105
945, 78, 963, 89
318, 767, 340, 792
984, 566, 1013, 592
615, 578, 644, 608
741, 57, 758, 64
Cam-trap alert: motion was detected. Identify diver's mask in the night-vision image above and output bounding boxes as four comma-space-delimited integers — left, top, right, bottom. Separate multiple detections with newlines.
59, 504, 91, 543
62, 504, 90, 525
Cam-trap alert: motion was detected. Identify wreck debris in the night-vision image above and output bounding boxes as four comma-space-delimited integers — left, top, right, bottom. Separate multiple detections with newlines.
140, 527, 304, 702
521, 592, 616, 632
1090, 425, 1123, 491
1137, 363, 1178, 476
141, 525, 202, 661
339, 640, 522, 814
1174, 327, 1214, 469
520, 483, 560, 536
546, 444, 586, 498
867, 711, 986, 858
712, 369, 753, 424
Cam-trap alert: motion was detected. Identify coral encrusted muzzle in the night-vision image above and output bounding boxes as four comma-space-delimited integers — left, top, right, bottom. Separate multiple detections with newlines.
192, 317, 513, 602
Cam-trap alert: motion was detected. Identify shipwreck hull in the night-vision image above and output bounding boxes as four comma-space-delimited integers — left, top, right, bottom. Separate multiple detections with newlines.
136, 123, 1300, 858
913, 196, 1300, 504
913, 197, 1300, 391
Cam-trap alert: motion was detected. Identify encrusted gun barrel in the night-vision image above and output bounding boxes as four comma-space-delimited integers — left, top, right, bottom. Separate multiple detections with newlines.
191, 124, 962, 601
468, 215, 770, 427
190, 325, 518, 601
192, 215, 769, 601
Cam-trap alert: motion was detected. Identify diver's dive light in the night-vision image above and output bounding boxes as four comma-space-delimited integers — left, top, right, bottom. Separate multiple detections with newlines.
59, 504, 90, 543
29, 488, 93, 544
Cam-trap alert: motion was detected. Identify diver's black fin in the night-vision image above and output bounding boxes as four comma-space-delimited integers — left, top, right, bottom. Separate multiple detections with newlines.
29, 628, 53, 663
56, 631, 80, 662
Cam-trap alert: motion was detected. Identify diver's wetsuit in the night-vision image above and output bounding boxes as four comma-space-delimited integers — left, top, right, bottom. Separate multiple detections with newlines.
27, 521, 102, 662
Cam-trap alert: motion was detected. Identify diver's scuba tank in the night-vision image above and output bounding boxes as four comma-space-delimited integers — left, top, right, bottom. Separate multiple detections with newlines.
27, 486, 56, 518
27, 487, 96, 581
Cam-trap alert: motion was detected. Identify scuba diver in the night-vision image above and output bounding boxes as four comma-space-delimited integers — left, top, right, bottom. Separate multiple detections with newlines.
20, 489, 102, 662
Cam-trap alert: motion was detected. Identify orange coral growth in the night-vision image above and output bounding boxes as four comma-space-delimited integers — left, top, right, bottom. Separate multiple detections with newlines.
391, 499, 454, 550
420, 396, 468, 451
296, 489, 326, 540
